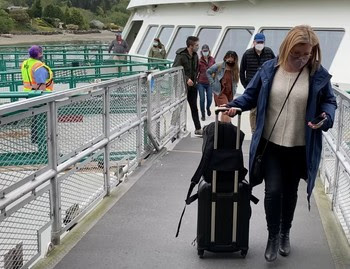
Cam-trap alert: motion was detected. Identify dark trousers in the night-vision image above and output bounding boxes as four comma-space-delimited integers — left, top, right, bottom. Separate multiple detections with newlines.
263, 141, 306, 234
187, 86, 201, 130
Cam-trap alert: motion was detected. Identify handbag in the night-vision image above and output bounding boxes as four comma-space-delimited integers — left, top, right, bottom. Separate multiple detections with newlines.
250, 67, 304, 187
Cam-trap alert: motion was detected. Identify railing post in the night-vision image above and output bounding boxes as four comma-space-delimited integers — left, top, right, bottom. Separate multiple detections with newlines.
146, 73, 160, 151
14, 53, 19, 69
63, 48, 67, 66
332, 98, 343, 209
136, 76, 142, 165
104, 87, 111, 196
48, 101, 61, 245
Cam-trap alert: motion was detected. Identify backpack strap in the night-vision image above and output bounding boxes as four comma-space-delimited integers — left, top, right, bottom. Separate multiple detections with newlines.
175, 157, 206, 238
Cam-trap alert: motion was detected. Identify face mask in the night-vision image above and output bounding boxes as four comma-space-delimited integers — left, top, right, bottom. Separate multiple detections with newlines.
202, 51, 209, 57
192, 46, 199, 53
255, 44, 264, 51
288, 54, 310, 70
226, 61, 235, 67
153, 42, 158, 47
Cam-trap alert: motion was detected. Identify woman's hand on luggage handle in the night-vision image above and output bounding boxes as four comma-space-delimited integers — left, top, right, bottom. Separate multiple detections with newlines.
220, 104, 237, 117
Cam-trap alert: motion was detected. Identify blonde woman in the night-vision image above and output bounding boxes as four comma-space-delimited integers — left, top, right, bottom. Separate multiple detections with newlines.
207, 50, 239, 122
224, 25, 337, 262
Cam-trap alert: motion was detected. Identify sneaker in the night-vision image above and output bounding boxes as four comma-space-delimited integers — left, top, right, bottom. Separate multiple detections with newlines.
207, 109, 211, 116
201, 116, 205, 121
194, 129, 203, 136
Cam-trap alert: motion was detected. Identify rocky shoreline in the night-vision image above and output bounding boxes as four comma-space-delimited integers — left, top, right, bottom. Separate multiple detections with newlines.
0, 30, 115, 46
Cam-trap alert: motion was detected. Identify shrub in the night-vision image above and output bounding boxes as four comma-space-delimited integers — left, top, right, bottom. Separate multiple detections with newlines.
9, 9, 31, 24
69, 8, 86, 29
43, 4, 64, 21
30, 0, 42, 18
0, 10, 14, 34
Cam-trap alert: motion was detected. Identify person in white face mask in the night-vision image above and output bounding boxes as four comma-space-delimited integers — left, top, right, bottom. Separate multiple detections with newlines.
240, 32, 275, 133
225, 25, 337, 263
148, 38, 167, 60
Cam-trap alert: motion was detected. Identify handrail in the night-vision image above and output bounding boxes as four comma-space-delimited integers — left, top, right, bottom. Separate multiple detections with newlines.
0, 51, 173, 70
0, 56, 173, 93
319, 84, 350, 245
0, 68, 188, 268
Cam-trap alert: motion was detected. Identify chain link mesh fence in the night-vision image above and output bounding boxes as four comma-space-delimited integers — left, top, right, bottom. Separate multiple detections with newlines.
0, 190, 51, 269
320, 87, 350, 245
0, 111, 48, 196
0, 68, 186, 268
60, 152, 105, 231
57, 95, 104, 163
109, 80, 139, 132
333, 162, 350, 243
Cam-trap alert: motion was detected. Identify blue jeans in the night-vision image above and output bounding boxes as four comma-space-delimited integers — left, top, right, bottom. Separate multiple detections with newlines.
197, 83, 212, 117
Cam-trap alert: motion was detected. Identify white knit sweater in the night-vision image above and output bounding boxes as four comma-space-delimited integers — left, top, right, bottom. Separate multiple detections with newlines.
263, 67, 309, 147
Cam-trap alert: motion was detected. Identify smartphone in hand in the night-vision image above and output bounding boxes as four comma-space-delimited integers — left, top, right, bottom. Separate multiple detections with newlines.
310, 114, 327, 127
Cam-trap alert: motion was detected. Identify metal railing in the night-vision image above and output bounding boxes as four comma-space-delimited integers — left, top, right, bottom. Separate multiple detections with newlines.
0, 41, 110, 52
0, 51, 172, 71
0, 67, 187, 269
319, 85, 350, 245
0, 55, 172, 95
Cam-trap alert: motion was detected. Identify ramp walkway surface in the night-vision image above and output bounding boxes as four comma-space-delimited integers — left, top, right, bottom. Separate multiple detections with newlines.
49, 133, 338, 269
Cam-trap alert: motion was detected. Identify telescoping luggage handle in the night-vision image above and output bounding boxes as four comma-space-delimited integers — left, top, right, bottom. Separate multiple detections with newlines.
211, 107, 242, 243
175, 107, 242, 238
214, 107, 241, 151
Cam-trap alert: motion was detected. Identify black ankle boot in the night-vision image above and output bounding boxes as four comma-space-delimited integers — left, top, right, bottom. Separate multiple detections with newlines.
279, 231, 290, 256
265, 233, 279, 262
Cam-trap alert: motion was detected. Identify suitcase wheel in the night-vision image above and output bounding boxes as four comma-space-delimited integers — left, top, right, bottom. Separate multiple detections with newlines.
240, 250, 248, 258
197, 249, 204, 258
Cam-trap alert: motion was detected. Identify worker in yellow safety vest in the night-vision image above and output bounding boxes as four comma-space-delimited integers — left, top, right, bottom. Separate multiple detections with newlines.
21, 45, 54, 92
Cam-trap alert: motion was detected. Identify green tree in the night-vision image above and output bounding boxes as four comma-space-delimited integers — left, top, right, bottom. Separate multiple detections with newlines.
113, 0, 130, 14
69, 8, 86, 28
64, 7, 70, 24
30, 0, 42, 18
96, 6, 104, 16
9, 9, 31, 24
11, 0, 27, 6
66, 0, 72, 8
0, 10, 14, 34
43, 4, 64, 20
109, 11, 128, 26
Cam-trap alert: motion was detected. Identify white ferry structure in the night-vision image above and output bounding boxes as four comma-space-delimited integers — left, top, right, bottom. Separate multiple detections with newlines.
123, 0, 350, 93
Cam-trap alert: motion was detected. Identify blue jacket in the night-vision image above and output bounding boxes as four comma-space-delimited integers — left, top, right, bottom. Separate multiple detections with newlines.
206, 62, 238, 96
227, 58, 337, 202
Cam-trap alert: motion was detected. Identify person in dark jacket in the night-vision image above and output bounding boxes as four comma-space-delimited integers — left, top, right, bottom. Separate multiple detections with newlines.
173, 36, 202, 136
108, 32, 129, 54
224, 25, 337, 262
197, 44, 215, 121
240, 33, 275, 133
108, 32, 129, 72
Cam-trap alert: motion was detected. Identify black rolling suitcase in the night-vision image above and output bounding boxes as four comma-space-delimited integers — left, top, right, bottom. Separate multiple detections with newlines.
176, 107, 258, 258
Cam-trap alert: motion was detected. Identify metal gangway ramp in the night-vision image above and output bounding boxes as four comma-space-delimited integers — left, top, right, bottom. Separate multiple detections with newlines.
0, 68, 349, 269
